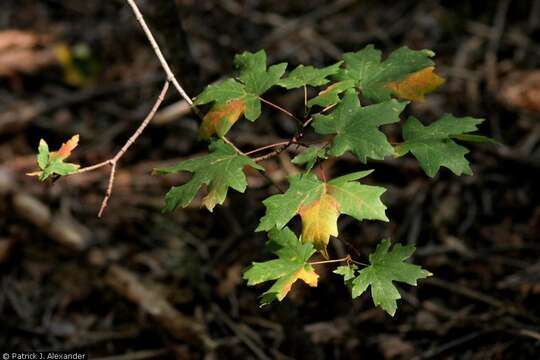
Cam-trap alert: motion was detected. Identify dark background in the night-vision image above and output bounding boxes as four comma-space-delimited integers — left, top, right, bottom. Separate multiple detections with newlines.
1, 0, 539, 358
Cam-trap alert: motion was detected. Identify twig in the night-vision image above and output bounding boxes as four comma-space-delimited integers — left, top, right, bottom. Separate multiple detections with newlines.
245, 141, 296, 156
253, 117, 315, 162
212, 304, 270, 360
124, 0, 202, 118
105, 264, 211, 346
73, 81, 170, 217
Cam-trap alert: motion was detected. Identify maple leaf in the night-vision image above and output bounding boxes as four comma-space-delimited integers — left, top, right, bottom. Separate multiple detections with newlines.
193, 50, 287, 136
277, 62, 342, 89
27, 135, 80, 181
337, 45, 436, 102
312, 92, 407, 162
349, 239, 431, 316
199, 99, 246, 139
54, 134, 79, 159
243, 227, 318, 306
397, 114, 485, 177
291, 145, 328, 172
156, 140, 263, 212
334, 264, 358, 282
384, 66, 445, 102
298, 193, 339, 258
307, 80, 355, 108
256, 170, 387, 257
194, 78, 246, 106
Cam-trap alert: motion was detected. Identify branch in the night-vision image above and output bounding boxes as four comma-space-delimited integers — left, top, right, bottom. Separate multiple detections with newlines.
73, 81, 170, 217
244, 141, 296, 156
253, 117, 314, 162
124, 0, 202, 118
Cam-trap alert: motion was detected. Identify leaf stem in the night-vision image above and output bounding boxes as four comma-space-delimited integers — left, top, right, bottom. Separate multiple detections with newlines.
309, 254, 368, 267
259, 97, 302, 125
222, 136, 245, 155
309, 256, 351, 265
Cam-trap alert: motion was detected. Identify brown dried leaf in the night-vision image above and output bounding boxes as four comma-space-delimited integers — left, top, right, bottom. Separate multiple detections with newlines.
0, 30, 57, 77
500, 70, 540, 112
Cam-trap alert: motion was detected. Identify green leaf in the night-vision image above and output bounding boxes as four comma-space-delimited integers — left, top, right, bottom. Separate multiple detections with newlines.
234, 50, 287, 120
156, 140, 263, 212
235, 50, 287, 95
193, 50, 287, 127
334, 264, 358, 282
37, 139, 49, 169
398, 114, 485, 177
256, 173, 324, 232
351, 239, 431, 316
243, 227, 318, 306
312, 92, 407, 162
193, 79, 246, 106
338, 45, 435, 102
28, 136, 80, 181
278, 62, 343, 89
256, 171, 388, 256
307, 80, 355, 108
291, 146, 328, 171
450, 134, 498, 144
327, 170, 388, 222
45, 160, 79, 176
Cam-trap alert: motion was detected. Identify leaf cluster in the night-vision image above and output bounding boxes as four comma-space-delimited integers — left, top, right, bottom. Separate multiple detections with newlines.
29, 45, 493, 315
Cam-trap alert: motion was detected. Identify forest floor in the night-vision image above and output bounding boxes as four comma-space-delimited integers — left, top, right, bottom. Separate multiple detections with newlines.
1, 0, 540, 359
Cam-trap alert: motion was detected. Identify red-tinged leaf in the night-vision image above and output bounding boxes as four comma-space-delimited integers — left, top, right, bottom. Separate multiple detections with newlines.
53, 134, 79, 159
199, 99, 246, 139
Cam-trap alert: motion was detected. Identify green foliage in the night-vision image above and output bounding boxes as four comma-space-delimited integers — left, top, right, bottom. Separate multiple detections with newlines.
313, 92, 407, 162
291, 145, 328, 172
397, 115, 485, 177
30, 45, 492, 316
155, 140, 263, 212
345, 239, 432, 316
278, 62, 342, 89
243, 227, 318, 306
194, 50, 286, 121
337, 45, 435, 101
29, 136, 80, 181
256, 171, 387, 256
307, 80, 355, 108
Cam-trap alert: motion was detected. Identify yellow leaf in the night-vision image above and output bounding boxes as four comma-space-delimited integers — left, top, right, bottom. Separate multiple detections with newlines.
202, 187, 222, 212
385, 66, 444, 102
299, 192, 340, 258
277, 266, 319, 301
199, 99, 245, 139
52, 134, 79, 159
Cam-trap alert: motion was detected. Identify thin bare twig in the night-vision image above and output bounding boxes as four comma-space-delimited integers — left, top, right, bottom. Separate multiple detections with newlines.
253, 117, 315, 162
73, 81, 170, 217
124, 0, 202, 118
244, 141, 296, 156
